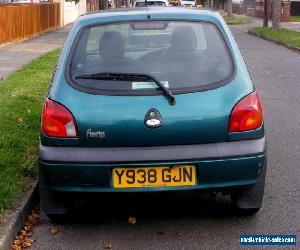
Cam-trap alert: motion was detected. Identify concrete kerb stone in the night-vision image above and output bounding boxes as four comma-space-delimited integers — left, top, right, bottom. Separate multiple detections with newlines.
0, 182, 38, 250
248, 29, 300, 53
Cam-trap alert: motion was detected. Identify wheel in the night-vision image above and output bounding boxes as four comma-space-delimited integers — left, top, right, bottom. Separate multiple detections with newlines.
39, 167, 69, 221
230, 156, 267, 215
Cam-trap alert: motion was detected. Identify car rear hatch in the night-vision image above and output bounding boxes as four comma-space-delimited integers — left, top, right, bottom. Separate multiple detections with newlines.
51, 83, 250, 147
49, 19, 254, 147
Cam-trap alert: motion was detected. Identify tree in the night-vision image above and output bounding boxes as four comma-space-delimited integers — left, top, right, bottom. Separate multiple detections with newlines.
227, 0, 232, 16
99, 0, 109, 9
114, 0, 122, 7
263, 0, 268, 27
272, 0, 281, 29
204, 0, 210, 8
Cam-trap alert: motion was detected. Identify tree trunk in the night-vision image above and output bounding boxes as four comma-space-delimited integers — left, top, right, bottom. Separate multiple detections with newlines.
210, 0, 214, 9
227, 0, 233, 16
205, 0, 210, 8
272, 0, 281, 29
103, 0, 108, 10
114, 0, 122, 7
263, 0, 268, 27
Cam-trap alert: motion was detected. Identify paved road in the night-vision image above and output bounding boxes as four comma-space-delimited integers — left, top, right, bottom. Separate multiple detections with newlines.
0, 26, 69, 81
30, 27, 300, 250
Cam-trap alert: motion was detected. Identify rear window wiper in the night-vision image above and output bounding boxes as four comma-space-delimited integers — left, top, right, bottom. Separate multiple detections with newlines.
75, 72, 176, 105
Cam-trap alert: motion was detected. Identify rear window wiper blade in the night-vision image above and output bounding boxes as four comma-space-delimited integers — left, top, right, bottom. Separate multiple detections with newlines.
75, 72, 176, 105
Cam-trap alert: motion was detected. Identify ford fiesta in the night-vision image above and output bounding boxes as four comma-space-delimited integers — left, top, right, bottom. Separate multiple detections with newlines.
39, 7, 267, 218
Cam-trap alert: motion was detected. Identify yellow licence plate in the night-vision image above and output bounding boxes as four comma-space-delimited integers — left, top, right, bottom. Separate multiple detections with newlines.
113, 165, 196, 188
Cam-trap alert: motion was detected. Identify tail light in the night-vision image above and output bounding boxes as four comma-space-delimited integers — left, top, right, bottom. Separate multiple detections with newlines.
42, 98, 78, 138
229, 91, 263, 132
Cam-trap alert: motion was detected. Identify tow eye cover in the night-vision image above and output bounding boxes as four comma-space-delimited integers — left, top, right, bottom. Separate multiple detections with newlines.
144, 108, 163, 128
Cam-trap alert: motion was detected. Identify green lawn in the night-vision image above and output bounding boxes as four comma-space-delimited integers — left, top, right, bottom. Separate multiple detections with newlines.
0, 50, 60, 215
249, 27, 300, 49
289, 16, 300, 22
223, 15, 252, 25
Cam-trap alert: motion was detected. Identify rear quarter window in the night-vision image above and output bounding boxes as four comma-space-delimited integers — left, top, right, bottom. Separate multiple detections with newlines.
67, 20, 234, 95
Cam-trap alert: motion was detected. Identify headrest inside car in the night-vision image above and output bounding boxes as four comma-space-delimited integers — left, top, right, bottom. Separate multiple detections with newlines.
170, 26, 197, 52
99, 31, 125, 60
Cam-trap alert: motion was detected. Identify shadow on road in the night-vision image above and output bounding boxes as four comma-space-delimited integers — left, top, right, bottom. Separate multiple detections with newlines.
50, 191, 244, 225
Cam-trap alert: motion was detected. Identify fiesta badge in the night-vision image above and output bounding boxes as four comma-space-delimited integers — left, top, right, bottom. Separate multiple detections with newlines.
144, 108, 163, 128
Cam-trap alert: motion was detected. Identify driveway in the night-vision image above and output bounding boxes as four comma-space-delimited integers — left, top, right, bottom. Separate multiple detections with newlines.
30, 27, 300, 250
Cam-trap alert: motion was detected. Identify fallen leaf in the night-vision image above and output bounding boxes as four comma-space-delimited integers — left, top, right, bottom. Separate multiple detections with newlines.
11, 206, 40, 250
21, 241, 32, 248
128, 216, 137, 225
13, 239, 21, 245
17, 117, 23, 124
11, 245, 21, 250
32, 212, 39, 219
50, 227, 60, 234
104, 243, 112, 250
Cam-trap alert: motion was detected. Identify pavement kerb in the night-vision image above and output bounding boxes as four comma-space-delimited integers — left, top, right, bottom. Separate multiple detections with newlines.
0, 182, 38, 250
248, 30, 300, 53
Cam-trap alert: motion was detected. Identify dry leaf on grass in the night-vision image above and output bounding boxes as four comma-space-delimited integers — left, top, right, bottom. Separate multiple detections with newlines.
17, 117, 23, 124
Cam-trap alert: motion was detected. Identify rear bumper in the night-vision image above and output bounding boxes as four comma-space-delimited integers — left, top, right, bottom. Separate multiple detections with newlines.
39, 137, 266, 192
40, 137, 266, 163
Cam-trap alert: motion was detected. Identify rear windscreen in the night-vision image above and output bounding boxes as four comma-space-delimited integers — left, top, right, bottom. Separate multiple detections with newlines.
135, 1, 166, 6
68, 21, 234, 94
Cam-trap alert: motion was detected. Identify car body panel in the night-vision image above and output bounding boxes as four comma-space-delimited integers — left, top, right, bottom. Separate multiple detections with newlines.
40, 8, 266, 196
48, 8, 254, 147
47, 80, 254, 147
40, 154, 265, 192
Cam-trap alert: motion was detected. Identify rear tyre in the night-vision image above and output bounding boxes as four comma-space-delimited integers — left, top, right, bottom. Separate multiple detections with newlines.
230, 156, 267, 215
39, 167, 69, 221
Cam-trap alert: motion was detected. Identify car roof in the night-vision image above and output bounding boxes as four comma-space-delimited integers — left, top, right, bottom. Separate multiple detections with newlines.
78, 7, 221, 25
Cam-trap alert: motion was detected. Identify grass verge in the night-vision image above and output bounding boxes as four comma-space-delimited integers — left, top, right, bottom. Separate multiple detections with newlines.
289, 16, 300, 22
249, 27, 300, 50
0, 49, 60, 215
224, 15, 252, 25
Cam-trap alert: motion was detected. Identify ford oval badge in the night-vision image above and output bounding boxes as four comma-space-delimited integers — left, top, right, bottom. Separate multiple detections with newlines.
144, 109, 163, 128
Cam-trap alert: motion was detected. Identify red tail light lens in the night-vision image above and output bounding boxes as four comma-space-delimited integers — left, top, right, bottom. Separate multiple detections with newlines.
229, 91, 263, 132
42, 98, 78, 138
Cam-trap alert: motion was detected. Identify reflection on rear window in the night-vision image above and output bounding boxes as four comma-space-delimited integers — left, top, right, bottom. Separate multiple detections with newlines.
69, 21, 234, 94
135, 1, 166, 6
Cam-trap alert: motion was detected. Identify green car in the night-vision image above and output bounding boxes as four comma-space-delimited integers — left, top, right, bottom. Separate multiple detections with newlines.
39, 7, 267, 218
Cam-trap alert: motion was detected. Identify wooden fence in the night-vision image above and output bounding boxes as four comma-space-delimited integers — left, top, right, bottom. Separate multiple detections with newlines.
0, 3, 60, 45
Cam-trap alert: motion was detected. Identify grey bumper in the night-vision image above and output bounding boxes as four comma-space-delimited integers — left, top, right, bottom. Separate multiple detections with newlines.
39, 137, 266, 163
